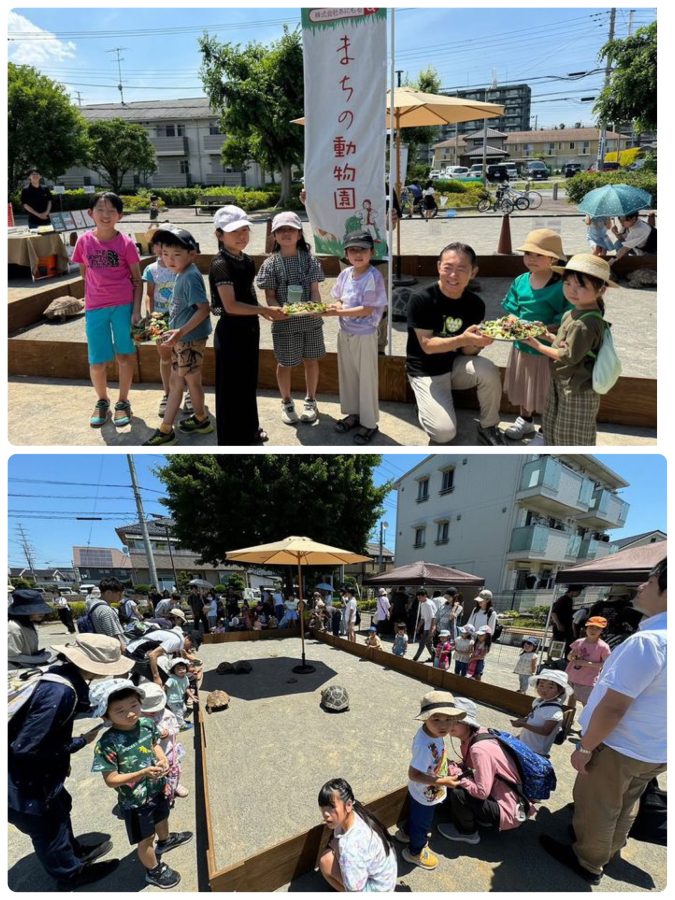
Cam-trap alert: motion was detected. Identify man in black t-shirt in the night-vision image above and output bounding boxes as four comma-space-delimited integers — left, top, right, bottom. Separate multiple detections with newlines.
20, 170, 53, 229
406, 242, 504, 445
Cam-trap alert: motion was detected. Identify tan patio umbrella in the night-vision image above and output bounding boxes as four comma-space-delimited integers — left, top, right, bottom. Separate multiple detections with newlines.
226, 535, 370, 673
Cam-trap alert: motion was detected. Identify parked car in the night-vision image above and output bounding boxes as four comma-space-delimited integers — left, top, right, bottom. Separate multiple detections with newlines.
504, 164, 519, 180
429, 169, 442, 179
486, 164, 510, 182
57, 588, 79, 597
563, 163, 583, 177
79, 583, 100, 596
443, 166, 470, 178
525, 160, 550, 180
468, 164, 485, 178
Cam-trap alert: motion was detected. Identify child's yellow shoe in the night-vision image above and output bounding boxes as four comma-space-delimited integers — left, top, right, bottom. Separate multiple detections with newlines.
401, 845, 438, 870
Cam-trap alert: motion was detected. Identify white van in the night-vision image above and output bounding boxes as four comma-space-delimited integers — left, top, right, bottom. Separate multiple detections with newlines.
79, 584, 100, 597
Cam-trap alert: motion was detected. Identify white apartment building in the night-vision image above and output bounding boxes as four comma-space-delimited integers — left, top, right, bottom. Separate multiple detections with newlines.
394, 455, 629, 607
60, 97, 264, 190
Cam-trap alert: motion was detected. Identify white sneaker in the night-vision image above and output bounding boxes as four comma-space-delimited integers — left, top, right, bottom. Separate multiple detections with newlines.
505, 416, 535, 439
182, 390, 193, 413
437, 822, 480, 844
300, 397, 318, 423
158, 394, 169, 416
281, 399, 299, 424
529, 431, 546, 446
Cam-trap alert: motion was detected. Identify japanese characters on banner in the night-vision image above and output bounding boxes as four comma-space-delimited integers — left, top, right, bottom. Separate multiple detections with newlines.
301, 8, 388, 259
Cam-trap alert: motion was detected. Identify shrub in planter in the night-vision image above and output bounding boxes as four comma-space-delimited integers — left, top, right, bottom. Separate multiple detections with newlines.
564, 171, 657, 208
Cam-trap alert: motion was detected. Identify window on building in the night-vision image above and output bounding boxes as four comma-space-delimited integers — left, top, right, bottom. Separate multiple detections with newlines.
180, 160, 190, 174
582, 142, 590, 154
569, 142, 575, 149
83, 176, 92, 186
440, 467, 455, 494
177, 124, 185, 136
413, 527, 426, 548
209, 124, 221, 135
436, 521, 449, 544
417, 478, 429, 502
165, 125, 176, 137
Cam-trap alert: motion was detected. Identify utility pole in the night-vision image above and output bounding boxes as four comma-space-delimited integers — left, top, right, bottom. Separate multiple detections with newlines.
126, 455, 159, 590
378, 521, 389, 573
164, 523, 178, 590
107, 47, 127, 105
395, 69, 405, 88
74, 91, 83, 107
16, 524, 37, 581
627, 9, 635, 35
596, 8, 616, 171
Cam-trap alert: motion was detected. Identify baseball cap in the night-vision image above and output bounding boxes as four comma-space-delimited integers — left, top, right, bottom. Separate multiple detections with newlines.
213, 205, 253, 233
151, 226, 200, 252
271, 211, 303, 232
344, 230, 374, 250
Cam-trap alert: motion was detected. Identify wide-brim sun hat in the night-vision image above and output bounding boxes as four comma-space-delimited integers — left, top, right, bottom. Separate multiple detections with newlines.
169, 607, 187, 623
9, 588, 53, 617
530, 668, 573, 699
139, 682, 168, 714
213, 205, 253, 233
459, 623, 476, 634
415, 690, 467, 721
378, 588, 388, 595
168, 656, 191, 671
551, 253, 618, 288
89, 678, 141, 719
477, 589, 493, 601
517, 227, 566, 260
54, 634, 135, 677
271, 211, 302, 232
451, 696, 481, 729
476, 625, 493, 635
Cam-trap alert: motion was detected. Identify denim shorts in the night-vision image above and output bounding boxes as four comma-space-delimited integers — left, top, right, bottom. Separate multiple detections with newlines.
85, 303, 135, 364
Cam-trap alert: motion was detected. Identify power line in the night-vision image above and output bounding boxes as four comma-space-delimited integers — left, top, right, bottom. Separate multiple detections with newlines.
9, 477, 164, 492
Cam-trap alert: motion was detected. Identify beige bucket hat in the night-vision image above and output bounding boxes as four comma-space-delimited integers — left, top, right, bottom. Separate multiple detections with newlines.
54, 634, 134, 677
517, 228, 566, 260
414, 690, 467, 721
551, 253, 618, 288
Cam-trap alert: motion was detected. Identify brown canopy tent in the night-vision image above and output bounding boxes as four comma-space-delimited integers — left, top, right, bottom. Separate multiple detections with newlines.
363, 561, 484, 587
555, 540, 667, 586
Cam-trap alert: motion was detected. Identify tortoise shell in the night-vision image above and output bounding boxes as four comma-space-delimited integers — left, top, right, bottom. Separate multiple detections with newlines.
44, 295, 85, 319
205, 689, 230, 713
321, 684, 350, 712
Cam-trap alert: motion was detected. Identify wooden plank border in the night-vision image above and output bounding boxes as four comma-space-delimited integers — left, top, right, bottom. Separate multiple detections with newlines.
201, 626, 300, 644
196, 627, 539, 891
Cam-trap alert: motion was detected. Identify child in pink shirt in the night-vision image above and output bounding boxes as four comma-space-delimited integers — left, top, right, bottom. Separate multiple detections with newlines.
72, 192, 142, 429
565, 615, 611, 705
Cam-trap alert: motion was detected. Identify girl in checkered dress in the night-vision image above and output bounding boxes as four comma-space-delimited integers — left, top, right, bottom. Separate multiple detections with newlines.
524, 254, 617, 446
255, 212, 326, 425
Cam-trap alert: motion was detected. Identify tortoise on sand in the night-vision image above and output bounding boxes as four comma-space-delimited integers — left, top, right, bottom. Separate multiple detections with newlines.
216, 661, 234, 674
43, 295, 85, 322
233, 660, 252, 674
320, 685, 350, 713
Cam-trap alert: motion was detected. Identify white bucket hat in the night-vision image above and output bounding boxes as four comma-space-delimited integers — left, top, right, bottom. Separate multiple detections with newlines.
530, 668, 573, 700
139, 682, 168, 714
89, 678, 142, 718
55, 634, 135, 677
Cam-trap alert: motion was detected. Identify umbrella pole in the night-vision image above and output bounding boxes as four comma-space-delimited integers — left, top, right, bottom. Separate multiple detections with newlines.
293, 559, 315, 674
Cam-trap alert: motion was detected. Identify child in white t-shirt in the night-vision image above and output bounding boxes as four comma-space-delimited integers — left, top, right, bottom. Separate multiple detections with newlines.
510, 669, 571, 757
513, 636, 538, 692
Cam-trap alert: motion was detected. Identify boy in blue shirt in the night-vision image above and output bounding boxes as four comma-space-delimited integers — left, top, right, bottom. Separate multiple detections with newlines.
143, 226, 214, 445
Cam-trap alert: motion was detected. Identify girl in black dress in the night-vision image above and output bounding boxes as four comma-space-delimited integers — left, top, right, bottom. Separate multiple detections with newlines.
209, 206, 285, 445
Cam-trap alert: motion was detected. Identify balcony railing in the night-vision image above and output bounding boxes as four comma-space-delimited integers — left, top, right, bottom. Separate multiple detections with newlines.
509, 524, 581, 562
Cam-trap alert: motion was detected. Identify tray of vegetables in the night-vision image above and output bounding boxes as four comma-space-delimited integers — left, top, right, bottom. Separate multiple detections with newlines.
283, 302, 327, 316
479, 316, 547, 341
132, 311, 170, 343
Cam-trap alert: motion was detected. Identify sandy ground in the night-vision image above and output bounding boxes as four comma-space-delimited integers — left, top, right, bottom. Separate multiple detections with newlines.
7, 621, 666, 893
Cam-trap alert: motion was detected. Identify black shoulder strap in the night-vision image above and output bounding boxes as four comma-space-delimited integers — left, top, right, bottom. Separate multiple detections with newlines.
538, 701, 565, 711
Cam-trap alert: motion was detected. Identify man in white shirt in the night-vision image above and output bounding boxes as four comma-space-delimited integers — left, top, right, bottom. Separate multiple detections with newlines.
540, 558, 667, 884
344, 588, 358, 642
610, 213, 654, 262
412, 589, 436, 662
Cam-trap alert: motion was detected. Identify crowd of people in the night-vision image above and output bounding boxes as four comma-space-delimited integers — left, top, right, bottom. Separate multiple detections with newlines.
7, 560, 667, 891
46, 188, 636, 448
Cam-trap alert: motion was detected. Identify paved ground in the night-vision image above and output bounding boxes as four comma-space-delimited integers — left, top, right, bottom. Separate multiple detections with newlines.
8, 621, 666, 893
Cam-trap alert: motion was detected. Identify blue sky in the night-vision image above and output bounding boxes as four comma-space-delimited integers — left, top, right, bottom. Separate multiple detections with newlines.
7, 453, 667, 570
8, 6, 656, 128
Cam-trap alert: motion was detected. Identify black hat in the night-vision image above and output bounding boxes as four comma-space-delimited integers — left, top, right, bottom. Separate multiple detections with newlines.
344, 230, 374, 250
8, 588, 53, 617
152, 225, 200, 253
444, 587, 458, 596
416, 588, 428, 596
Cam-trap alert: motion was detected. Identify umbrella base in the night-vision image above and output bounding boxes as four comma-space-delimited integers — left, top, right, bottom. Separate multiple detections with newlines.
292, 663, 316, 674
392, 275, 417, 287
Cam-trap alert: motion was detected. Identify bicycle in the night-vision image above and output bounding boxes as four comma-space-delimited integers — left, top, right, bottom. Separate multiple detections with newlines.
500, 184, 531, 211
477, 190, 515, 214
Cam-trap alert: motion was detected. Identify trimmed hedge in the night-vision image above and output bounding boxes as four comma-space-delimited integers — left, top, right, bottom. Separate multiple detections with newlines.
564, 171, 657, 209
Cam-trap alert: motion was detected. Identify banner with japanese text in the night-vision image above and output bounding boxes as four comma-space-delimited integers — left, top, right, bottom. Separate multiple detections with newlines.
301, 8, 388, 259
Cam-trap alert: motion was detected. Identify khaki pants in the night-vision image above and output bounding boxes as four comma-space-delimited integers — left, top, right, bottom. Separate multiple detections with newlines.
572, 743, 666, 875
337, 330, 380, 429
408, 356, 502, 443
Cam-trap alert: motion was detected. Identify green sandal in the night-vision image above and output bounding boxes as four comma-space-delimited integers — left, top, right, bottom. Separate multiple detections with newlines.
113, 400, 132, 428
90, 398, 110, 428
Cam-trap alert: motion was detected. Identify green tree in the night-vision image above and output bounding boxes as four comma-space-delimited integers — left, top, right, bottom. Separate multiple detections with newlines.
86, 118, 157, 195
176, 571, 195, 595
400, 67, 443, 167
594, 21, 656, 135
199, 27, 304, 205
154, 455, 390, 569
227, 573, 247, 592
8, 63, 90, 193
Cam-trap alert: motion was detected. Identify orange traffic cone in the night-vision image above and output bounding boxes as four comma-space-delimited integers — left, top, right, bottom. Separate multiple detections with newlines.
8, 203, 15, 227
496, 213, 513, 254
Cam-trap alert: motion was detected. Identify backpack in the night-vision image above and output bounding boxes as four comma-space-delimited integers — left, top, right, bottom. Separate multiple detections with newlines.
628, 778, 667, 846
8, 671, 77, 723
537, 700, 575, 746
118, 599, 133, 624
469, 729, 557, 803
75, 601, 107, 634
355, 607, 361, 627
123, 619, 160, 640
580, 311, 622, 394
493, 622, 503, 642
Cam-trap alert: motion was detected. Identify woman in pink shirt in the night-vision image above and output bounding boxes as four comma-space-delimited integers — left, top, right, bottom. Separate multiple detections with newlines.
565, 615, 611, 705
437, 697, 536, 844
